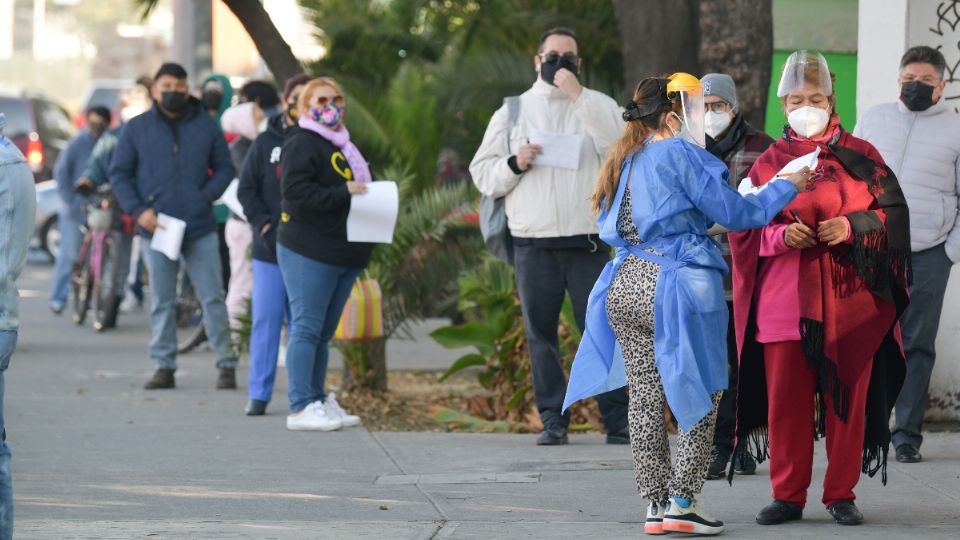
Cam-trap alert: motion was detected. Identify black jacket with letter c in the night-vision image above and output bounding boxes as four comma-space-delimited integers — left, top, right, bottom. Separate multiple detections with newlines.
277, 126, 374, 269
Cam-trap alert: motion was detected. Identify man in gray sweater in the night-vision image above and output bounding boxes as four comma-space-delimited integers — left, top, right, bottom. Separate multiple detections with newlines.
855, 45, 960, 464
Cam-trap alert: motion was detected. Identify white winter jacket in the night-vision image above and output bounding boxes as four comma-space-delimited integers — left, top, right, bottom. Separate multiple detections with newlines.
469, 79, 622, 238
855, 98, 960, 261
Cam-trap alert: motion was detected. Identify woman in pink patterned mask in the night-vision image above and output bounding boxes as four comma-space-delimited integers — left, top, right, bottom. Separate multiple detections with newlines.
277, 77, 373, 432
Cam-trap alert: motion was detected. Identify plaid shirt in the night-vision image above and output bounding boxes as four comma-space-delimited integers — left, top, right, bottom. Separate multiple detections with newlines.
714, 121, 775, 301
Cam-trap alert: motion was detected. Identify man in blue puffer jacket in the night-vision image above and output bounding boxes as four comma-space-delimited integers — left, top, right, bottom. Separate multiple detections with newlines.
110, 62, 238, 390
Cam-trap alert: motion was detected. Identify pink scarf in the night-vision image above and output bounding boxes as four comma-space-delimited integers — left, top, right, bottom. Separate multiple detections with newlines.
298, 117, 372, 184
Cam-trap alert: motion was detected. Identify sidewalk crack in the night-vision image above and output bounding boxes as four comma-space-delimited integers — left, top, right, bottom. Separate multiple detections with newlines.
368, 431, 450, 524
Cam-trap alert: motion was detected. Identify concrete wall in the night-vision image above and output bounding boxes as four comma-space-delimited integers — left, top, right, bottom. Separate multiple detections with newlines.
858, 0, 960, 421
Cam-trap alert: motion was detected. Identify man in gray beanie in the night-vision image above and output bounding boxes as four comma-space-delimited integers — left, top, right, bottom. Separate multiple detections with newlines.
700, 73, 776, 480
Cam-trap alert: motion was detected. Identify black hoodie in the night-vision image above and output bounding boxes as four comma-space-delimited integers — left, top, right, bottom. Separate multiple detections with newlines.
276, 125, 374, 269
237, 113, 286, 263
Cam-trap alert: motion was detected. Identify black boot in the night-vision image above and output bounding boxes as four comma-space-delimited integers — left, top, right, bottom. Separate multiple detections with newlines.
144, 368, 175, 390
734, 451, 757, 475
827, 500, 863, 526
536, 426, 568, 446
756, 500, 803, 525
706, 447, 730, 480
245, 399, 268, 416
217, 368, 237, 390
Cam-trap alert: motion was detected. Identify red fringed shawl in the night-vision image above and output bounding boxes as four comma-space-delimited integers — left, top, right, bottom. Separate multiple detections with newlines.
728, 120, 910, 484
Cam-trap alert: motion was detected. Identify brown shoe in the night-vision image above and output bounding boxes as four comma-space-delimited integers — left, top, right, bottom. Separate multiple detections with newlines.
217, 367, 237, 390
144, 368, 175, 390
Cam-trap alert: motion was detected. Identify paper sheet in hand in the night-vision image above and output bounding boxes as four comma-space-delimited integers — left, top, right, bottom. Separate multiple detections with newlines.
217, 178, 246, 221
739, 147, 821, 196
346, 181, 399, 244
774, 146, 819, 180
530, 129, 583, 170
150, 213, 187, 261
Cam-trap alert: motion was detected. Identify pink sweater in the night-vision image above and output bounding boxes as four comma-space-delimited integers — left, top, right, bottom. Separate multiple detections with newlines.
754, 219, 853, 343
754, 224, 800, 343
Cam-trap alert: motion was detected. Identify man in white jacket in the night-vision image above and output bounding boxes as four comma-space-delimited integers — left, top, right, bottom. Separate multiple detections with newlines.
855, 46, 960, 464
470, 28, 628, 446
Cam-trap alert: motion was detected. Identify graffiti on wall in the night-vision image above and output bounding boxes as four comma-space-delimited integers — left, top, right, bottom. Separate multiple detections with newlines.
927, 1, 960, 112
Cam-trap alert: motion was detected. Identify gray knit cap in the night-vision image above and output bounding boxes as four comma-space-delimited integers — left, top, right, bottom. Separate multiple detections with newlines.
701, 73, 738, 112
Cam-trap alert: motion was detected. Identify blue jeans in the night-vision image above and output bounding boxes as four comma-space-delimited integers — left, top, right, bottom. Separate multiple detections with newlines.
0, 148, 35, 540
277, 245, 361, 413
141, 232, 238, 371
49, 213, 83, 308
248, 259, 290, 402
0, 332, 15, 539
893, 243, 954, 449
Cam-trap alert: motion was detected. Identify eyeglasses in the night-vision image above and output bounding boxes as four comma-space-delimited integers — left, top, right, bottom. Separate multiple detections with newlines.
538, 51, 579, 64
901, 75, 941, 85
314, 95, 345, 107
704, 101, 731, 113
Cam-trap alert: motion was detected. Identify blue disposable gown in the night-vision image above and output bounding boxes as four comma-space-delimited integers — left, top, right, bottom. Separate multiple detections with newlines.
563, 138, 796, 431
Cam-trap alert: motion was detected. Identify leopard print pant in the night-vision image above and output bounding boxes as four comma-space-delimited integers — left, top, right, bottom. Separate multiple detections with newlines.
607, 184, 721, 504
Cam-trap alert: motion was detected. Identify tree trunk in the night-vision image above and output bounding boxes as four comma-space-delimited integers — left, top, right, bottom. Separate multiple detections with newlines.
341, 338, 388, 392
223, 0, 303, 83
613, 0, 701, 99
698, 0, 773, 129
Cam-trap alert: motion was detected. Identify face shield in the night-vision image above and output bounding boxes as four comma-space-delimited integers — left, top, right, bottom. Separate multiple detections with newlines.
777, 50, 833, 98
667, 72, 706, 147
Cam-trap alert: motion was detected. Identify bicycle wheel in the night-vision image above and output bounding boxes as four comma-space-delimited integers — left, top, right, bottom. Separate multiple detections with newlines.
175, 280, 206, 354
72, 265, 93, 325
93, 235, 118, 332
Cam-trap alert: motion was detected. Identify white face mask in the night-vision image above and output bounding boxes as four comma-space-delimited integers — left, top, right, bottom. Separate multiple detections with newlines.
704, 111, 733, 139
787, 106, 830, 138
666, 112, 703, 147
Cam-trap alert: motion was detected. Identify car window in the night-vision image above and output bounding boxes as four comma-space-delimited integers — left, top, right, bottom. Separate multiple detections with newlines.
0, 97, 34, 138
34, 99, 76, 141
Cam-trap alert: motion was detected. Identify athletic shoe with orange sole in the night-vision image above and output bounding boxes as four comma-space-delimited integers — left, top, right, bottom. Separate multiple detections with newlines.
644, 501, 668, 535
662, 497, 725, 535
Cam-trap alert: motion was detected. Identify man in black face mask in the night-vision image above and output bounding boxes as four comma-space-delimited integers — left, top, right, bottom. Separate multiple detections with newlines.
471, 28, 628, 447
855, 45, 960, 466
109, 62, 238, 392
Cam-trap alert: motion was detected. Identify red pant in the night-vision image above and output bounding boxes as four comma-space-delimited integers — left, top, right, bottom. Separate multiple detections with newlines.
764, 341, 872, 507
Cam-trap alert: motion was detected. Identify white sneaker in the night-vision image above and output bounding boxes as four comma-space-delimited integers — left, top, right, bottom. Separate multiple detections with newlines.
324, 392, 361, 427
662, 497, 724, 535
286, 401, 343, 431
644, 500, 668, 535
119, 293, 140, 313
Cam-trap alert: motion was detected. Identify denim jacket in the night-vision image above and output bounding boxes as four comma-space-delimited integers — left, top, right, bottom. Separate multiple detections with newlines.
0, 113, 38, 332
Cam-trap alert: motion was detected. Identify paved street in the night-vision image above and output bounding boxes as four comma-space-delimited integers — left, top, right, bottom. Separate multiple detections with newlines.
8, 259, 960, 539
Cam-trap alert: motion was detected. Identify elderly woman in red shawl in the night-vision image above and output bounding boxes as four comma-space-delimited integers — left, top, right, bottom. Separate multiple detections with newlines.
729, 51, 909, 528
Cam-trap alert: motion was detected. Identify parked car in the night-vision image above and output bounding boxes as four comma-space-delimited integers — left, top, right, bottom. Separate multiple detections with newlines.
74, 80, 130, 129
34, 180, 61, 261
0, 94, 76, 182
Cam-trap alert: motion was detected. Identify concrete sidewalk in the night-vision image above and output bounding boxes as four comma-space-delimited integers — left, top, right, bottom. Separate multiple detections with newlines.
9, 262, 960, 539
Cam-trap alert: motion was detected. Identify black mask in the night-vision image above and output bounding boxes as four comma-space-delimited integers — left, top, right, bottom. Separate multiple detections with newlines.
540, 56, 579, 86
160, 91, 190, 115
201, 90, 222, 111
900, 81, 935, 112
87, 122, 107, 138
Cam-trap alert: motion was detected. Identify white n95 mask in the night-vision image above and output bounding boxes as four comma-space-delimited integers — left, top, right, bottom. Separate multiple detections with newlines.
704, 111, 732, 139
787, 106, 830, 138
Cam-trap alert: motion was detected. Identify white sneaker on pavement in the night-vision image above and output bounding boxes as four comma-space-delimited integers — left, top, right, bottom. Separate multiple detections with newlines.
286, 401, 343, 431
324, 392, 361, 427
662, 497, 724, 535
119, 293, 140, 313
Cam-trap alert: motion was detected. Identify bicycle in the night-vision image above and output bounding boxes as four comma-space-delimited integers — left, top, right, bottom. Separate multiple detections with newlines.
71, 184, 129, 332
175, 270, 207, 353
